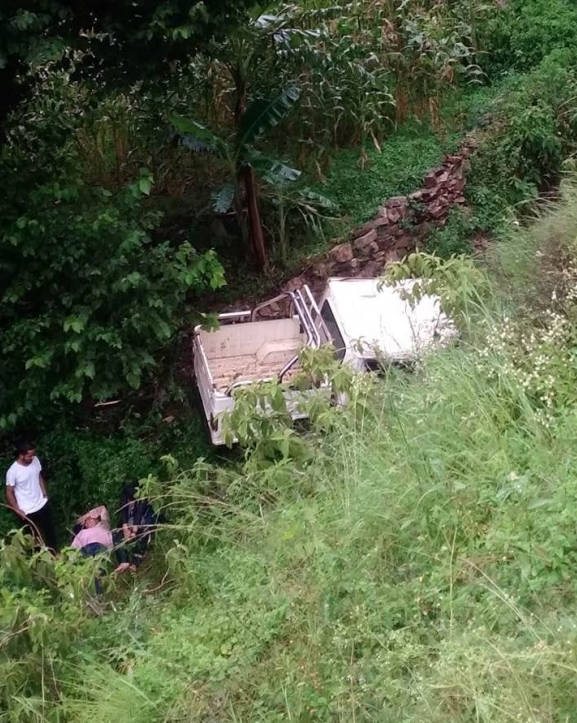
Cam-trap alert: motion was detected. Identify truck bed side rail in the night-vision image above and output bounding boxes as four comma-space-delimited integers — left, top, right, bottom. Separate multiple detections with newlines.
218, 310, 251, 323
193, 331, 215, 389
250, 293, 293, 322
297, 285, 332, 346
278, 286, 330, 383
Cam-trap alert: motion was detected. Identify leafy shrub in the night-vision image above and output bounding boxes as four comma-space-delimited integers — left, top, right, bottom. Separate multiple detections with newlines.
465, 52, 577, 232
478, 184, 577, 422
0, 64, 228, 431
0, 149, 225, 430
480, 0, 577, 77
426, 208, 475, 258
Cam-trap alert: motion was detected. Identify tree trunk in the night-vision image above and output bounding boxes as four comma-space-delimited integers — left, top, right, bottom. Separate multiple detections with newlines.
243, 164, 269, 273
232, 64, 268, 272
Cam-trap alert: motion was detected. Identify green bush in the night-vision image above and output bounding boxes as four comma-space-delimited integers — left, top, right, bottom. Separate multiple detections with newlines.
0, 70, 226, 431
426, 208, 475, 258
479, 0, 577, 77
0, 170, 225, 429
465, 52, 577, 232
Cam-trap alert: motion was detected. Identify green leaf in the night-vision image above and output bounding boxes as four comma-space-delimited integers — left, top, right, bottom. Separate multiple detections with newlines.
237, 85, 301, 148
126, 371, 141, 389
250, 154, 301, 184
63, 317, 85, 333
64, 339, 81, 353
76, 361, 95, 379
25, 356, 46, 370
171, 116, 228, 157
280, 432, 291, 459
211, 182, 236, 214
153, 319, 171, 339
298, 188, 339, 211
527, 498, 551, 510
138, 175, 153, 195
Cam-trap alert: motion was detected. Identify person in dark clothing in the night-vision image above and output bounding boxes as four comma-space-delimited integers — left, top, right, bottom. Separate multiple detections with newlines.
5, 440, 58, 554
119, 482, 157, 569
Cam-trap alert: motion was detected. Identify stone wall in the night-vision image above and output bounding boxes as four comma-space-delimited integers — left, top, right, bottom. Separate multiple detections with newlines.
284, 140, 475, 293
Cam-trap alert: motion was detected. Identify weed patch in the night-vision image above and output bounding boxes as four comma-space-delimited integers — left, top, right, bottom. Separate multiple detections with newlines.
322, 123, 456, 227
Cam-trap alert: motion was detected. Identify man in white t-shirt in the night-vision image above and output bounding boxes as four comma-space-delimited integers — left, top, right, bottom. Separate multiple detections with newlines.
5, 440, 57, 553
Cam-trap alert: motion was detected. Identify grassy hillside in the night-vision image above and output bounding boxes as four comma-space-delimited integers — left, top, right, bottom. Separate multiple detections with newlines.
5, 187, 577, 721
4, 0, 577, 531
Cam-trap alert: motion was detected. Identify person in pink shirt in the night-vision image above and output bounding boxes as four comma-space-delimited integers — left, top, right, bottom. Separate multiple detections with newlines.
71, 506, 130, 573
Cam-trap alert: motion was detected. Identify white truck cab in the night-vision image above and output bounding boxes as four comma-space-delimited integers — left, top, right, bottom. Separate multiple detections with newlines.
193, 277, 456, 445
316, 277, 457, 371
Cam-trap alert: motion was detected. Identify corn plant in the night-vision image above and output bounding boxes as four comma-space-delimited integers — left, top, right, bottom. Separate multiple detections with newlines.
274, 3, 396, 152
257, 0, 484, 152
174, 0, 487, 166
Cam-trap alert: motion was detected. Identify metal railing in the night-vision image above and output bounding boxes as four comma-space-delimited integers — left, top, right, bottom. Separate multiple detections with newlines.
278, 287, 331, 383
298, 285, 331, 343
250, 293, 294, 322
217, 310, 251, 323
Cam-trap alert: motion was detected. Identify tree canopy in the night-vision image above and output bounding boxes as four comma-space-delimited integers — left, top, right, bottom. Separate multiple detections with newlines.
0, 0, 255, 127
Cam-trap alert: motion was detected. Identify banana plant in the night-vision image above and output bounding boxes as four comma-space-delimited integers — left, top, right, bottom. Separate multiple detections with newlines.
172, 84, 301, 271
171, 3, 324, 271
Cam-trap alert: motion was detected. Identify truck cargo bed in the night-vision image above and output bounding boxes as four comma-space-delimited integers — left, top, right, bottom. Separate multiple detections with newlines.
197, 318, 305, 392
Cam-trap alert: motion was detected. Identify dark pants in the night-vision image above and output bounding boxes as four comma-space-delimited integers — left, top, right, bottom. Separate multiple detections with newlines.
25, 501, 57, 553
113, 530, 148, 568
118, 505, 157, 567
80, 542, 108, 596
81, 542, 109, 558
79, 534, 143, 595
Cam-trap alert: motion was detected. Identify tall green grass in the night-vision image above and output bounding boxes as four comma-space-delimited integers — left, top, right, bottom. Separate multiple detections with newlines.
58, 342, 577, 722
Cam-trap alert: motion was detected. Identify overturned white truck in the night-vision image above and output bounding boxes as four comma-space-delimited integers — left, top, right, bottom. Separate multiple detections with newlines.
193, 277, 457, 445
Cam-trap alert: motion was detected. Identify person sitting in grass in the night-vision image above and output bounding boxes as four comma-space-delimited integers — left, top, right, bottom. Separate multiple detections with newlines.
71, 506, 131, 573
119, 482, 158, 569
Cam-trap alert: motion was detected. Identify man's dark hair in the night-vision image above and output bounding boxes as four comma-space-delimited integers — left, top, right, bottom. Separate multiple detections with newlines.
121, 482, 139, 502
15, 439, 35, 457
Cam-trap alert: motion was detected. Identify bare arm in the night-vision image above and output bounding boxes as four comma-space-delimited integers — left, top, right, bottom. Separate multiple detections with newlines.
99, 506, 110, 528
6, 486, 24, 518
78, 505, 109, 528
122, 523, 133, 539
39, 473, 47, 498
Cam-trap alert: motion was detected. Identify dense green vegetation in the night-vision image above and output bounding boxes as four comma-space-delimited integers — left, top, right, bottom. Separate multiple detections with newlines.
4, 0, 577, 720
5, 190, 577, 719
